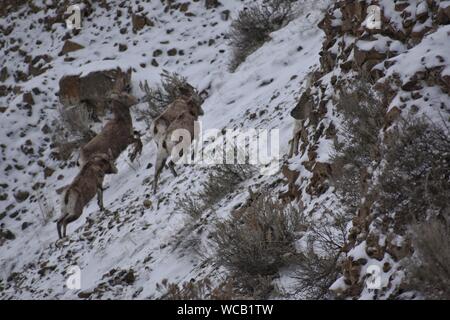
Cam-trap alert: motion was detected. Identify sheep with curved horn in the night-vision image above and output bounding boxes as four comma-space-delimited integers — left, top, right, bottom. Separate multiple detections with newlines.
150, 88, 204, 193
57, 151, 117, 239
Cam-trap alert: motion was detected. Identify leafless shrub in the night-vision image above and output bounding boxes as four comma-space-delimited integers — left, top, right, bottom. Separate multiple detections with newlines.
294, 208, 350, 299
139, 71, 201, 125
36, 191, 54, 225
176, 164, 256, 220
52, 131, 79, 161
331, 81, 385, 212
157, 277, 244, 300
407, 219, 450, 299
175, 194, 205, 221
200, 164, 256, 206
233, 275, 276, 299
53, 104, 96, 160
212, 192, 301, 297
157, 278, 211, 300
229, 0, 295, 71
57, 104, 96, 141
378, 117, 450, 228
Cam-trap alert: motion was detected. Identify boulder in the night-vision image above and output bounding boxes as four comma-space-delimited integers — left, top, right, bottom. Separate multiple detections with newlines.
0, 228, 15, 241
354, 46, 386, 68
14, 190, 29, 203
281, 164, 301, 199
59, 40, 85, 56
0, 67, 8, 82
437, 3, 450, 25
28, 54, 52, 77
221, 10, 230, 21
205, 0, 221, 9
132, 14, 153, 33
167, 48, 178, 56
306, 162, 331, 196
22, 92, 34, 105
179, 3, 190, 12
123, 269, 136, 284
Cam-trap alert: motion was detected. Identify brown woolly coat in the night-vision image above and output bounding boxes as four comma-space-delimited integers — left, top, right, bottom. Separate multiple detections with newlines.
63, 157, 115, 218
80, 101, 134, 165
152, 96, 203, 136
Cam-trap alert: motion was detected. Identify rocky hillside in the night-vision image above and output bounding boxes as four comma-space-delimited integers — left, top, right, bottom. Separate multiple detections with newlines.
0, 0, 449, 300
285, 0, 450, 299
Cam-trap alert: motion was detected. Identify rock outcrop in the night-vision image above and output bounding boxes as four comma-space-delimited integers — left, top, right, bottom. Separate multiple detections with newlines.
286, 0, 450, 299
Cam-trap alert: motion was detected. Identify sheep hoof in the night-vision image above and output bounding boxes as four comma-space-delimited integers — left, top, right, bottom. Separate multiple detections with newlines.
55, 237, 68, 247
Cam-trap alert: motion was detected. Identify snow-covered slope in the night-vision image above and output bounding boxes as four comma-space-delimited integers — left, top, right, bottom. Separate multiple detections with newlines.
0, 0, 330, 299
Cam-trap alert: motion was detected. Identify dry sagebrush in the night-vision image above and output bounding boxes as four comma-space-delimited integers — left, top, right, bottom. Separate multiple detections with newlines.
139, 71, 202, 124
212, 192, 301, 297
407, 219, 450, 299
228, 0, 296, 71
176, 164, 256, 220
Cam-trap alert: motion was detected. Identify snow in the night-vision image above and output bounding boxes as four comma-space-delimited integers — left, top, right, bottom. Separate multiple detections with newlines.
2, 0, 447, 300
0, 0, 331, 299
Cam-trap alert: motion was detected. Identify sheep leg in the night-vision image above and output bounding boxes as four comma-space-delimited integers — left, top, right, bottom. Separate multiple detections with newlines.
168, 160, 178, 177
60, 190, 80, 238
289, 131, 301, 158
153, 148, 169, 193
129, 133, 143, 162
293, 132, 300, 156
288, 138, 295, 158
97, 187, 104, 211
56, 216, 65, 239
62, 214, 78, 238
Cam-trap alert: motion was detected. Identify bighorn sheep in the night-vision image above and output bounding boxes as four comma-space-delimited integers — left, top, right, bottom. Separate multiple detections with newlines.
289, 88, 314, 157
57, 152, 117, 239
150, 95, 204, 193
288, 120, 302, 158
79, 92, 142, 167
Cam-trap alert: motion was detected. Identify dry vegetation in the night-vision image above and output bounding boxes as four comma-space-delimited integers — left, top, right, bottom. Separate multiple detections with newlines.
228, 0, 295, 71
378, 118, 450, 228
331, 81, 385, 213
175, 164, 256, 220
157, 277, 244, 300
52, 104, 97, 160
331, 79, 450, 299
139, 70, 202, 126
294, 209, 350, 299
407, 219, 450, 300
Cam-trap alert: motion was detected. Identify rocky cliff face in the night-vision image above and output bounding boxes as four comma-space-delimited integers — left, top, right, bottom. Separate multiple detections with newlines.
286, 0, 450, 299
0, 0, 448, 300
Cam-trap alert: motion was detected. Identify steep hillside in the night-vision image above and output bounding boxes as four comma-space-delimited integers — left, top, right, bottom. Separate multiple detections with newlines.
0, 0, 330, 299
1, 0, 448, 300
286, 0, 450, 299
